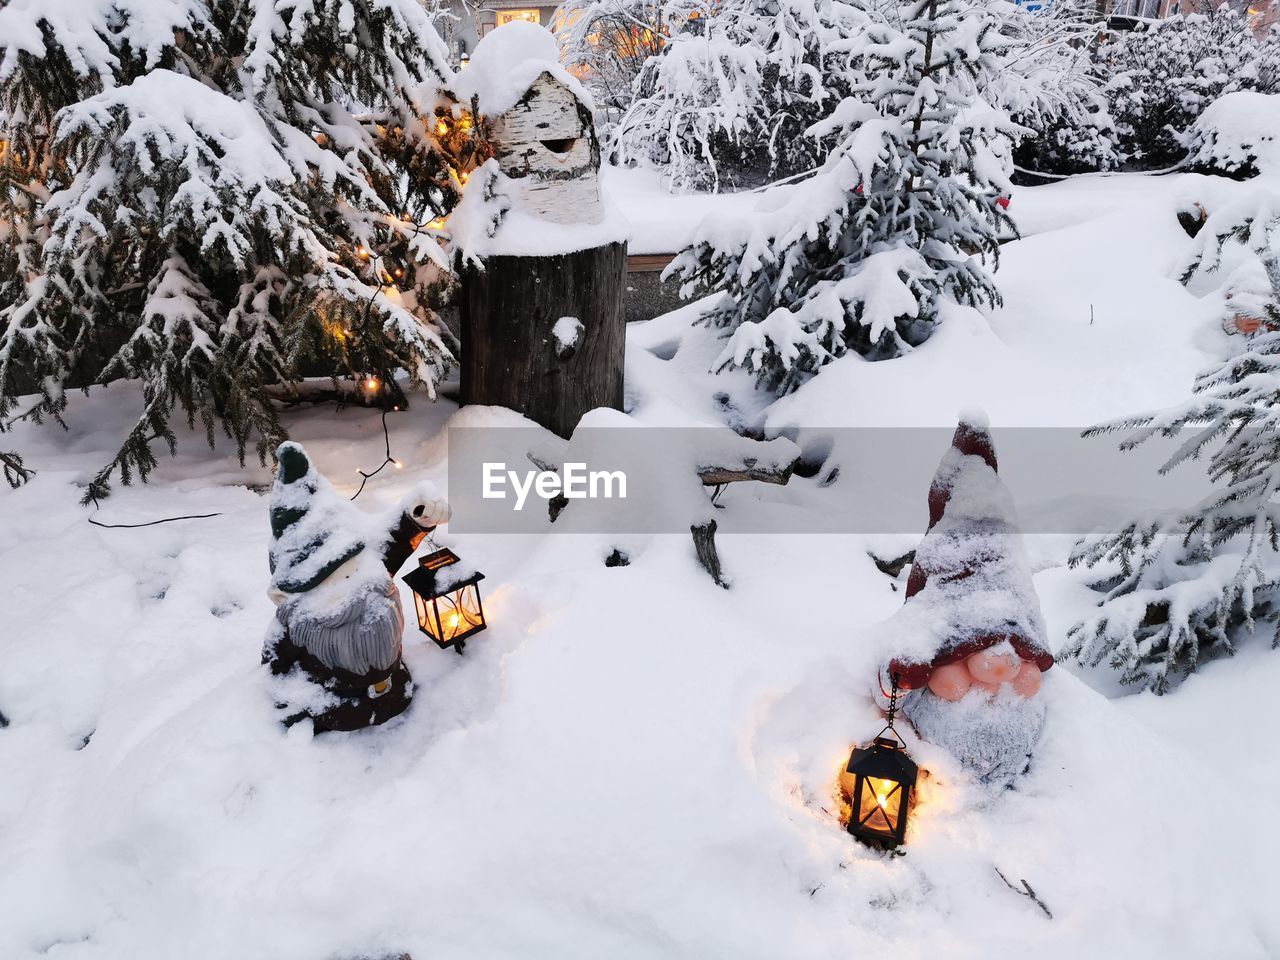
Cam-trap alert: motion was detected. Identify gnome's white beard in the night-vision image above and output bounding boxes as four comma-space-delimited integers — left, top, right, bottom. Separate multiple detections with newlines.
282, 577, 404, 676
903, 687, 1047, 789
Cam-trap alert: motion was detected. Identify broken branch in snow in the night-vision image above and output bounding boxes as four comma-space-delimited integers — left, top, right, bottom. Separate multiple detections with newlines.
527, 452, 558, 474
697, 458, 796, 487
692, 518, 729, 589
994, 866, 1053, 919
870, 549, 915, 578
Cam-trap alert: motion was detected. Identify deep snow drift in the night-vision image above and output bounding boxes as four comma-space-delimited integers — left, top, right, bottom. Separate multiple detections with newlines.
1, 172, 1278, 959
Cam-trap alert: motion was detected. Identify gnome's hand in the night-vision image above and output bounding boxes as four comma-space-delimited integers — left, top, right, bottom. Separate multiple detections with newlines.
410, 495, 451, 531
382, 487, 452, 575
925, 646, 1043, 701
402, 481, 450, 532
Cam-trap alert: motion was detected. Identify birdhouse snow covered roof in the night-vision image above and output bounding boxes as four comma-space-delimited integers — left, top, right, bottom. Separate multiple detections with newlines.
452, 20, 593, 120
448, 21, 628, 252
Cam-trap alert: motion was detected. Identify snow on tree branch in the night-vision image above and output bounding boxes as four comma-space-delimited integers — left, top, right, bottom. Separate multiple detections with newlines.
0, 0, 461, 499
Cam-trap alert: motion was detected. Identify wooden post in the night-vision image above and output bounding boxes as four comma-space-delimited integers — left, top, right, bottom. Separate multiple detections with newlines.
460, 241, 626, 438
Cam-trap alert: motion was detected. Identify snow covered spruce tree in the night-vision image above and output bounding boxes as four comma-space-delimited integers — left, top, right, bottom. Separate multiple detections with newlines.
1066, 203, 1280, 693
0, 0, 460, 501
1065, 325, 1280, 693
670, 0, 1016, 392
611, 0, 861, 191
1102, 3, 1280, 169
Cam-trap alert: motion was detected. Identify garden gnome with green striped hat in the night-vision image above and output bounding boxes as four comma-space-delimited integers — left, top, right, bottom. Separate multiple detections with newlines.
263, 441, 450, 732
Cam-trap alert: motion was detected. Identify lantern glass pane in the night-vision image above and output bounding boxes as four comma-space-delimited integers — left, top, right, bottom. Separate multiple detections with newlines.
437, 586, 484, 641
438, 594, 463, 641
856, 776, 903, 836
424, 596, 444, 644
459, 584, 485, 629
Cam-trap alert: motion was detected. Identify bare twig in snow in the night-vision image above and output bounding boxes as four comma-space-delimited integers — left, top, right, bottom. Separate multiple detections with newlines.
995, 866, 1053, 919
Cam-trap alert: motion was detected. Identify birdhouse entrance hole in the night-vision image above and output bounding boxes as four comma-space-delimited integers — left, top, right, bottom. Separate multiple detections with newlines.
541, 137, 577, 154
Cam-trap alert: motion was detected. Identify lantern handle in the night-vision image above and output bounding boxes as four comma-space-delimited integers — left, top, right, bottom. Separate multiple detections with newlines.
874, 722, 908, 749
875, 669, 907, 747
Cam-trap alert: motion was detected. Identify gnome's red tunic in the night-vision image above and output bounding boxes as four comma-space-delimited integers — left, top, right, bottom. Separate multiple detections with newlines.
886, 415, 1054, 692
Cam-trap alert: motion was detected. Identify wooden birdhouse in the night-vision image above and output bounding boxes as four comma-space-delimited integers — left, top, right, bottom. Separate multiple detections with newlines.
485, 71, 604, 226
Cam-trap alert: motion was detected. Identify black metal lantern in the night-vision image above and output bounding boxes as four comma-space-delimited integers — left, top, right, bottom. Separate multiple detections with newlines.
401, 547, 487, 654
840, 675, 918, 848
841, 733, 918, 847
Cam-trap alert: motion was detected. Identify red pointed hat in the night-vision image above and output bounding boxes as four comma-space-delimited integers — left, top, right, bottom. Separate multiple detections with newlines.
889, 413, 1054, 690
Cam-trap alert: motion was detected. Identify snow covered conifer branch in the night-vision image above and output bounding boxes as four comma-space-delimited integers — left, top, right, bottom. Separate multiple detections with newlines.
555, 0, 678, 130
0, 0, 461, 501
1102, 3, 1280, 169
611, 0, 860, 192
1066, 249, 1280, 691
668, 0, 1016, 394
996, 0, 1120, 176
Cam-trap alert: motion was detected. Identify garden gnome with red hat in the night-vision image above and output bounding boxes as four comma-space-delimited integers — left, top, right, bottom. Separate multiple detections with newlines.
877, 410, 1053, 786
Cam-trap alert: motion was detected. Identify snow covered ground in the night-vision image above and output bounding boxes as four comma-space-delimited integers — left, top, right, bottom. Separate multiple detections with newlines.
2, 171, 1279, 959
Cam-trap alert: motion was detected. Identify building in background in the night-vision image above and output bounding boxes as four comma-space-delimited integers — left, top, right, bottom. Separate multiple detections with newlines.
439, 0, 563, 66
1107, 0, 1277, 31
1245, 0, 1279, 31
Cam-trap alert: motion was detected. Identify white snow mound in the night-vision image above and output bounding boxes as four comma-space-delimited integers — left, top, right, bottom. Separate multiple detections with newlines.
1184, 91, 1280, 176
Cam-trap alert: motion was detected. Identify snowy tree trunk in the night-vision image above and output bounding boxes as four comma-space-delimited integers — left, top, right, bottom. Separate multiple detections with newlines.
459, 241, 627, 438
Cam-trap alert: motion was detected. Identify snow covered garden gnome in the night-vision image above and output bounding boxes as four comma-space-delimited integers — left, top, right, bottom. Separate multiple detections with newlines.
263, 442, 450, 733
878, 413, 1054, 786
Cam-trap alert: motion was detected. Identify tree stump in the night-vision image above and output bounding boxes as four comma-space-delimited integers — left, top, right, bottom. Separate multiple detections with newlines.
460, 241, 626, 438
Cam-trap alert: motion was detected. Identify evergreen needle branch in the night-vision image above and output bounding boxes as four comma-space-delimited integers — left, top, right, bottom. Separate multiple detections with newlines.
0, 3, 457, 504
1, 450, 33, 488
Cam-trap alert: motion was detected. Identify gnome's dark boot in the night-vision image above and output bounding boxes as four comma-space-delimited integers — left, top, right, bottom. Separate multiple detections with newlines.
267, 632, 413, 733
310, 657, 414, 733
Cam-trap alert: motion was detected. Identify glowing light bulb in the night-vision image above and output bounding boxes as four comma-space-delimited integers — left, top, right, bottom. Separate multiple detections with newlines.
357, 246, 371, 260
364, 376, 380, 393
393, 460, 403, 469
